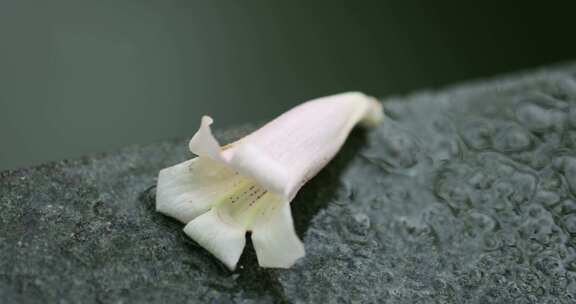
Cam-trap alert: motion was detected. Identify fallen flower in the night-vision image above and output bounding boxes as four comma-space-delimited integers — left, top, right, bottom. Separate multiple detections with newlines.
156, 92, 384, 270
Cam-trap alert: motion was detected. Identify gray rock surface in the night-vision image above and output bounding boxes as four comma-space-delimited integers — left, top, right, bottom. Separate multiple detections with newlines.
3, 63, 576, 303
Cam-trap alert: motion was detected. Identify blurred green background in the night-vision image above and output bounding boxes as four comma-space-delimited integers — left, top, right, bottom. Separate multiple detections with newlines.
1, 0, 574, 170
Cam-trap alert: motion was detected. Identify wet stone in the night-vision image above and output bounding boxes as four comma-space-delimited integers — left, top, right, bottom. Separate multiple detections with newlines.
562, 214, 576, 234
460, 119, 496, 150
493, 124, 533, 152
567, 106, 576, 128
3, 63, 576, 303
516, 102, 562, 132
562, 157, 576, 198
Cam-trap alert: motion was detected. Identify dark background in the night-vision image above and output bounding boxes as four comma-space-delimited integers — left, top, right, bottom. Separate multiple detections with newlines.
1, 0, 574, 170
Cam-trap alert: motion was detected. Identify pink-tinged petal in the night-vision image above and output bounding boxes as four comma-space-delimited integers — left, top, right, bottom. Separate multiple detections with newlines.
234, 92, 382, 199
225, 143, 290, 196
189, 92, 383, 200
157, 91, 383, 270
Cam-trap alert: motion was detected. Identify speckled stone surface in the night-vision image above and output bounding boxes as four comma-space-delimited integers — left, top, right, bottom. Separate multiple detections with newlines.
3, 63, 576, 303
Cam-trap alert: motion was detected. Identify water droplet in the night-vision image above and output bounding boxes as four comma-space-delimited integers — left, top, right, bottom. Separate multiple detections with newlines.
567, 107, 576, 129
457, 269, 484, 289
533, 191, 561, 208
534, 252, 564, 276
482, 233, 502, 251
435, 179, 470, 210
562, 214, 576, 234
466, 211, 496, 233
560, 199, 576, 214
461, 120, 494, 149
539, 168, 563, 192
561, 157, 576, 197
493, 125, 532, 152
562, 130, 576, 149
516, 103, 557, 132
494, 180, 514, 199
525, 203, 546, 219
467, 171, 492, 190
509, 171, 537, 204
434, 139, 461, 161
377, 129, 420, 168
353, 212, 371, 230
566, 280, 576, 298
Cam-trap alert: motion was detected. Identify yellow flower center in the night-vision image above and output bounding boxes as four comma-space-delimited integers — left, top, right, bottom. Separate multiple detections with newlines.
215, 177, 282, 229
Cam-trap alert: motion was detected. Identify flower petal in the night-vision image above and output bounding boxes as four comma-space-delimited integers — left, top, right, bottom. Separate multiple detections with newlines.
183, 208, 246, 270
157, 92, 383, 269
156, 157, 242, 223
237, 92, 383, 199
186, 92, 383, 200
251, 202, 305, 268
189, 116, 225, 162
186, 116, 290, 196
226, 143, 290, 196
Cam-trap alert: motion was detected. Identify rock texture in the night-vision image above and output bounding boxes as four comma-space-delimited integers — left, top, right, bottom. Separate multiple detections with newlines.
3, 63, 576, 303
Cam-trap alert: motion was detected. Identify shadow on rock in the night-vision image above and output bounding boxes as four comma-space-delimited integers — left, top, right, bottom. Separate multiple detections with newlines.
291, 128, 368, 237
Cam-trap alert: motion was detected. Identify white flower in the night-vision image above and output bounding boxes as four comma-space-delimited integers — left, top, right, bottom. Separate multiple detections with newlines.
156, 92, 383, 270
